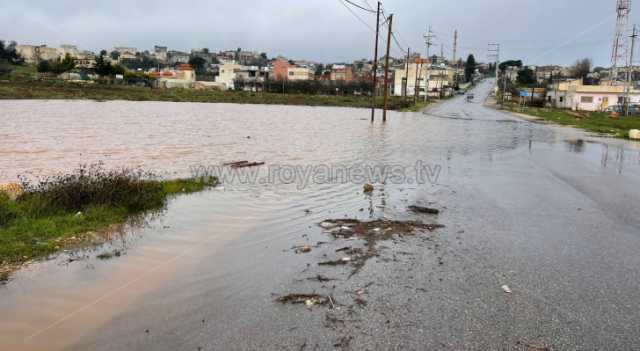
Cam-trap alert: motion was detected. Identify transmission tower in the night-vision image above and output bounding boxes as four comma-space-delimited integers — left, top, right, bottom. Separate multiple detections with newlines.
611, 0, 632, 81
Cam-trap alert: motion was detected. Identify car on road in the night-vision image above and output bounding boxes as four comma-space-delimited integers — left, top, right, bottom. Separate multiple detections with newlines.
466, 93, 474, 102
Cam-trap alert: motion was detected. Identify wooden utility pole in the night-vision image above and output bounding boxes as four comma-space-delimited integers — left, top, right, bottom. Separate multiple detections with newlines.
404, 47, 410, 101
371, 1, 381, 123
452, 30, 458, 64
382, 14, 393, 122
626, 24, 637, 117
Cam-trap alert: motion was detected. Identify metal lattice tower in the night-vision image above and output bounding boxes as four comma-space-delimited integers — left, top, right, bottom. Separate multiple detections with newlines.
612, 0, 632, 80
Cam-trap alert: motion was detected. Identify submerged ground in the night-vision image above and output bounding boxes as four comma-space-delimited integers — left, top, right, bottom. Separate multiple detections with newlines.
1, 80, 639, 350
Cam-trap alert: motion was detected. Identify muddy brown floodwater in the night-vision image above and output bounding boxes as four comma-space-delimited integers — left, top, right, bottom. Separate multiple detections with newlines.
2, 80, 640, 350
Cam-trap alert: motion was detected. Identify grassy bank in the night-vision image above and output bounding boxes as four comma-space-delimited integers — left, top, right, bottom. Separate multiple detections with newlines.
399, 101, 430, 112
502, 104, 640, 139
0, 80, 413, 110
0, 165, 217, 281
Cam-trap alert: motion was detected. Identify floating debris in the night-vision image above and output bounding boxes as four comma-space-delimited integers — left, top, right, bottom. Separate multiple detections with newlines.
319, 258, 352, 266
501, 285, 512, 294
317, 218, 444, 275
231, 161, 265, 169
408, 205, 440, 215
97, 250, 122, 260
296, 245, 312, 254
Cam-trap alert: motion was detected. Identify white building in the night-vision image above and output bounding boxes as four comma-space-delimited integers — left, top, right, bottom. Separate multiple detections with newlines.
547, 79, 640, 111
393, 60, 455, 98
286, 66, 313, 81
215, 61, 242, 90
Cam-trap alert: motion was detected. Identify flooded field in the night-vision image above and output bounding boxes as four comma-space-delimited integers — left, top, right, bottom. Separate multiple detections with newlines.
2, 81, 640, 350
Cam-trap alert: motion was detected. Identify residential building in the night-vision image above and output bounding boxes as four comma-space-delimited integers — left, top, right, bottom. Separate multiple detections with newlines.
113, 47, 137, 56
214, 61, 242, 90
330, 65, 354, 83
287, 66, 313, 81
168, 50, 190, 65
191, 48, 217, 64
546, 79, 640, 111
15, 45, 38, 64
272, 58, 291, 81
154, 46, 168, 62
393, 58, 455, 98
16, 45, 61, 64
152, 63, 196, 89
59, 44, 79, 58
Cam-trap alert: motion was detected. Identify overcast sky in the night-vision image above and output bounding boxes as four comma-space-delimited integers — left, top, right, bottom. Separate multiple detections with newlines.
1, 0, 638, 66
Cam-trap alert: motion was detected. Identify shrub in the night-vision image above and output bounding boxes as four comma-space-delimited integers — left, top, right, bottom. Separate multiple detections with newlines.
18, 164, 165, 214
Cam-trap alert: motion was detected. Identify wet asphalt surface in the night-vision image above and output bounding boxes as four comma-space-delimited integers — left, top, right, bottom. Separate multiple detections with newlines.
2, 80, 640, 350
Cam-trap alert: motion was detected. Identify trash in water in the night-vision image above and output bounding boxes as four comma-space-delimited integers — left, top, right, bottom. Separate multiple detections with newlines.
320, 221, 338, 229
408, 205, 440, 215
276, 293, 332, 307
501, 285, 512, 293
296, 245, 312, 254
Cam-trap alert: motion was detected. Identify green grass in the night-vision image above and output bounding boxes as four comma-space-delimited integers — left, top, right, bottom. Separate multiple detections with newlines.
0, 169, 217, 278
399, 101, 430, 112
0, 79, 413, 110
0, 62, 37, 81
502, 104, 640, 139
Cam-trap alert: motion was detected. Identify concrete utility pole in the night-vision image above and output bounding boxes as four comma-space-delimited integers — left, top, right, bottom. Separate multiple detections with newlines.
423, 26, 435, 102
371, 1, 381, 123
382, 14, 393, 123
414, 60, 422, 104
626, 24, 637, 116
488, 43, 500, 97
404, 47, 410, 101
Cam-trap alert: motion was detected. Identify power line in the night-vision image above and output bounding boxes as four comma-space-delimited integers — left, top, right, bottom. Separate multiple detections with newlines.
361, 0, 374, 11
338, 0, 376, 33
343, 0, 377, 13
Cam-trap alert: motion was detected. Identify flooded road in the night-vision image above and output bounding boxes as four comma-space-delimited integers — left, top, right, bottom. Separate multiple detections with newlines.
1, 80, 640, 350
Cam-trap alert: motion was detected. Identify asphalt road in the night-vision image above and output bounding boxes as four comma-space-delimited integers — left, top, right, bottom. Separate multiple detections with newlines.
2, 80, 640, 350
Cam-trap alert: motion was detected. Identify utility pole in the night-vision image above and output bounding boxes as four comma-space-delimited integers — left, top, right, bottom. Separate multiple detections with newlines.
488, 43, 500, 97
452, 30, 458, 65
382, 14, 393, 123
404, 47, 410, 101
371, 1, 381, 123
423, 26, 435, 102
414, 60, 422, 104
626, 24, 637, 116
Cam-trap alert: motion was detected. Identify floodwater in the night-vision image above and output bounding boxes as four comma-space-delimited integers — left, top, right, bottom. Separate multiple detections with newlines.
1, 80, 640, 350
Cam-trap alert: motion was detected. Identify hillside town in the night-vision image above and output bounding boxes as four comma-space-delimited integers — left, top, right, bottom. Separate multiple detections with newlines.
3, 40, 640, 115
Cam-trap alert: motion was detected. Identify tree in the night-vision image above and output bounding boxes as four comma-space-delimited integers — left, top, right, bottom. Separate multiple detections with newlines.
571, 58, 592, 80
188, 56, 207, 75
516, 67, 536, 85
37, 60, 51, 73
110, 51, 120, 61
57, 54, 76, 73
499, 60, 523, 71
464, 54, 477, 83
0, 40, 21, 64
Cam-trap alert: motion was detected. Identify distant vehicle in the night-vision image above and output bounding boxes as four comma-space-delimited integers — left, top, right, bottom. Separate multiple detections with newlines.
457, 90, 466, 95
605, 104, 640, 115
466, 94, 474, 102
